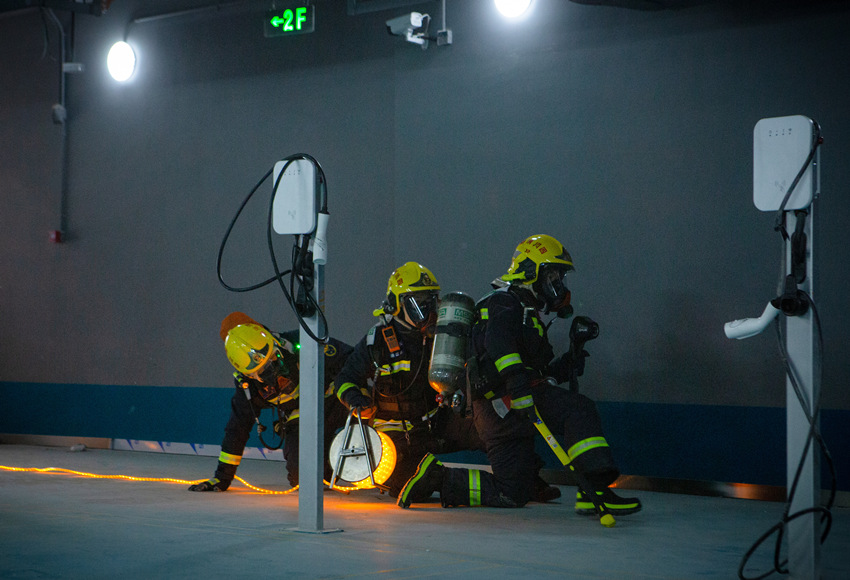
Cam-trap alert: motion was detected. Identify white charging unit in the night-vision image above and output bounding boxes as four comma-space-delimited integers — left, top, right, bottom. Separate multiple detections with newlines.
731, 115, 821, 579
273, 157, 337, 534
273, 159, 317, 235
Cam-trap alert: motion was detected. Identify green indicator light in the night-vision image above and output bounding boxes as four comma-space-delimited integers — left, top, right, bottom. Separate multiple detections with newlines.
264, 5, 315, 37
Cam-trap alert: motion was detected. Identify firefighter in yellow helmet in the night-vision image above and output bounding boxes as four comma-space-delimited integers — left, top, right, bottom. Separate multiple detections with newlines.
333, 262, 485, 497
398, 235, 641, 516
188, 312, 352, 491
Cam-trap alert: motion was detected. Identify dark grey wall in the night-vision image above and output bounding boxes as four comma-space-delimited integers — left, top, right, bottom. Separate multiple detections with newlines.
2, 0, 848, 411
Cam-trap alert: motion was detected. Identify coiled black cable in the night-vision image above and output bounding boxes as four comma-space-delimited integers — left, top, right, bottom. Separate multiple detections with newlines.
737, 291, 835, 580
217, 154, 329, 343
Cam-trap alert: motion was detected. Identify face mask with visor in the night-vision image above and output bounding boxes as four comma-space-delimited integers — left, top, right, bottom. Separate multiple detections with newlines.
537, 266, 573, 318
253, 348, 298, 399
400, 291, 439, 331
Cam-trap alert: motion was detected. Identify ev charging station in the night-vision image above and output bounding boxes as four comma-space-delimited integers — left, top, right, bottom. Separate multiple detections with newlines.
725, 115, 823, 579
272, 157, 337, 534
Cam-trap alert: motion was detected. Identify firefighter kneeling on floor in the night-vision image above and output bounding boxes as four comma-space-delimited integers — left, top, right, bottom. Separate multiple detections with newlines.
188, 312, 351, 492
398, 235, 642, 516
333, 262, 488, 498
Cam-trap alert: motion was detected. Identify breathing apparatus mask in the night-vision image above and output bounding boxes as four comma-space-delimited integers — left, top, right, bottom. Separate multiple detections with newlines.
536, 264, 573, 318
253, 348, 299, 400
399, 290, 439, 333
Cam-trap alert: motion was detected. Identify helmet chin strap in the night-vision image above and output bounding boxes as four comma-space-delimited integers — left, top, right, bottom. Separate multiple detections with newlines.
393, 315, 415, 331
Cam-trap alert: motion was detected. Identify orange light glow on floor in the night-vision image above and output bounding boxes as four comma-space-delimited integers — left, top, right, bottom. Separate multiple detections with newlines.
0, 464, 367, 495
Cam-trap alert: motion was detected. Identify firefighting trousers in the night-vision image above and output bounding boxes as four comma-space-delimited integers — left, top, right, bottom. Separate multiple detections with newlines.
215, 388, 348, 487
441, 386, 619, 507
381, 408, 485, 498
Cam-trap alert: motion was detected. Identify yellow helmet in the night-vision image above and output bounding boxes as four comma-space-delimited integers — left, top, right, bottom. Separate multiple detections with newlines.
224, 323, 278, 375
223, 321, 298, 394
373, 262, 441, 331
374, 262, 440, 316
502, 234, 574, 285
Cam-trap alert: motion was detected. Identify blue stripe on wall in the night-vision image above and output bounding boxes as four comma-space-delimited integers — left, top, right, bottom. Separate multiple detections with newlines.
1, 382, 846, 490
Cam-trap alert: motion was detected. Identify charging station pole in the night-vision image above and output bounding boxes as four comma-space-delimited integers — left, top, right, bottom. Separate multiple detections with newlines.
783, 208, 820, 579
737, 115, 822, 579
297, 261, 327, 532
272, 156, 338, 533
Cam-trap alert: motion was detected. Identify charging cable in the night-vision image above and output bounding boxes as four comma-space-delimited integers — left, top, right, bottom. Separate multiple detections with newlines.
217, 153, 329, 343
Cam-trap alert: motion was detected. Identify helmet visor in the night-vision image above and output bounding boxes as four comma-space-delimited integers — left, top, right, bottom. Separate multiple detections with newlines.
401, 291, 439, 329
254, 349, 296, 396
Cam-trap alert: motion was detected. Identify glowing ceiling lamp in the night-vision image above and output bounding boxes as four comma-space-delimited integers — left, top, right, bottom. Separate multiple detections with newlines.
495, 0, 533, 19
107, 41, 136, 82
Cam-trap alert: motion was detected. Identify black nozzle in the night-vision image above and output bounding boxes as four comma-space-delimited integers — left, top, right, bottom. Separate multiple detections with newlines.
774, 275, 809, 317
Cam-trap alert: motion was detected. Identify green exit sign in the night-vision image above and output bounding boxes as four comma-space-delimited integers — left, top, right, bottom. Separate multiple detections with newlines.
264, 5, 315, 37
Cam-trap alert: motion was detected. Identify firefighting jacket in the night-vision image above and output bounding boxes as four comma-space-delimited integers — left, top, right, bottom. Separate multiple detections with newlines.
334, 319, 439, 432
216, 332, 352, 481
470, 286, 557, 407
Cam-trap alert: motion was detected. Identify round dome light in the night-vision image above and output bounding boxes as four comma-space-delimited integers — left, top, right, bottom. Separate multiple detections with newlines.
495, 0, 533, 19
107, 41, 136, 82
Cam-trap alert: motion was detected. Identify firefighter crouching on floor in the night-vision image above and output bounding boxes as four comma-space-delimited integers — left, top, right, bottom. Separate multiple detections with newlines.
398, 235, 642, 515
333, 262, 486, 498
188, 312, 352, 491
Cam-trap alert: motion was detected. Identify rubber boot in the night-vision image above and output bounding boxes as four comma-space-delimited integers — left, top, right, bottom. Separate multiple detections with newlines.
397, 454, 444, 508
575, 488, 642, 516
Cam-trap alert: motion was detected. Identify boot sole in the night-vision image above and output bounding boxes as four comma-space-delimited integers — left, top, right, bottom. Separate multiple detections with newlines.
575, 502, 642, 516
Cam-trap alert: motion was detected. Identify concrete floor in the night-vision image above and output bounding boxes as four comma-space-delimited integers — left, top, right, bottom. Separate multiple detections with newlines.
1, 444, 848, 579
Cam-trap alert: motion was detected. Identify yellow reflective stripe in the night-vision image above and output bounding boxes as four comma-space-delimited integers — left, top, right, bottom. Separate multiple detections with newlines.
479, 308, 489, 320
469, 469, 482, 506
512, 395, 533, 409
267, 385, 299, 405
377, 360, 412, 375
495, 353, 522, 372
374, 419, 415, 432
391, 360, 411, 372
567, 437, 609, 462
336, 382, 359, 401
218, 451, 242, 466
531, 317, 544, 337
373, 407, 438, 432
288, 410, 300, 421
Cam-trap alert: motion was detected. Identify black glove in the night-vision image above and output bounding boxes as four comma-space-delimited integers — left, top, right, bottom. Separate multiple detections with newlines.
345, 391, 373, 412
573, 349, 589, 377
548, 349, 590, 384
188, 477, 229, 492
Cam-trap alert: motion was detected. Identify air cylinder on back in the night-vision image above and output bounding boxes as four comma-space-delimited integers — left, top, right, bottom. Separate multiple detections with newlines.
429, 292, 475, 398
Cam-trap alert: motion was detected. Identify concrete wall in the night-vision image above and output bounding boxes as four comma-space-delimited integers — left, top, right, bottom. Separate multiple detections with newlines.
2, 0, 848, 484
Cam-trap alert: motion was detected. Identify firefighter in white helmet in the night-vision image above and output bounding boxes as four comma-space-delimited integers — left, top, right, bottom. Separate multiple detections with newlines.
188, 312, 352, 491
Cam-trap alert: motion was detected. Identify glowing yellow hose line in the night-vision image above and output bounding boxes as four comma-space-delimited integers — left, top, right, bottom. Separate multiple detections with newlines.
0, 465, 360, 495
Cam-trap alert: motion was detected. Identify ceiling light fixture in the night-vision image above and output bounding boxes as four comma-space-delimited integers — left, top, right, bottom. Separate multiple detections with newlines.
107, 40, 136, 82
495, 0, 533, 18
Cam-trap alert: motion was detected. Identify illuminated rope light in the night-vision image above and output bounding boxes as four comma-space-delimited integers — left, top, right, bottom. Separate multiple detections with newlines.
0, 465, 361, 495
347, 430, 397, 490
